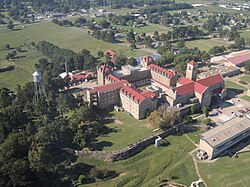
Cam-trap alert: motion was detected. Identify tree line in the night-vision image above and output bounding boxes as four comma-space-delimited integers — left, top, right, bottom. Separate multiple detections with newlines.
36, 41, 97, 71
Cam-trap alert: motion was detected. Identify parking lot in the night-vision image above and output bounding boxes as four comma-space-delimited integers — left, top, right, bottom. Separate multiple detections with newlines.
209, 98, 250, 125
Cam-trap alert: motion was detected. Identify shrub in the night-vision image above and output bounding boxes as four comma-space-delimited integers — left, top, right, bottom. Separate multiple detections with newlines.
239, 80, 247, 85
202, 118, 211, 125
79, 175, 86, 184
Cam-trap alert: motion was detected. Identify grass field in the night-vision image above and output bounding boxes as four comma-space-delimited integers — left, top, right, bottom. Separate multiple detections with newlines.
96, 111, 155, 151
225, 80, 248, 92
0, 22, 150, 89
78, 134, 198, 187
185, 130, 203, 144
185, 39, 228, 51
199, 152, 250, 187
241, 95, 250, 102
0, 48, 44, 90
240, 75, 250, 83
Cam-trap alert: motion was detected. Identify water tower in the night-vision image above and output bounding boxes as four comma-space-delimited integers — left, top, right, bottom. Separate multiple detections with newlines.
32, 71, 49, 105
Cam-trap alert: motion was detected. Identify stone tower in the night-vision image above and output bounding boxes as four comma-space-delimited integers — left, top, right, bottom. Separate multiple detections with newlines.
186, 60, 198, 81
141, 56, 154, 68
97, 65, 110, 85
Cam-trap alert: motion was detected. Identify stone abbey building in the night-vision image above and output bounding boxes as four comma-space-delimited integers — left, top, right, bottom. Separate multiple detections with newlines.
86, 56, 226, 119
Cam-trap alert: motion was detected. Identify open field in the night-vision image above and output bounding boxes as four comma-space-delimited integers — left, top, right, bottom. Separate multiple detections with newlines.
199, 152, 250, 187
225, 80, 248, 92
0, 22, 150, 89
78, 134, 198, 187
240, 75, 250, 83
96, 111, 155, 151
0, 48, 44, 90
185, 39, 228, 51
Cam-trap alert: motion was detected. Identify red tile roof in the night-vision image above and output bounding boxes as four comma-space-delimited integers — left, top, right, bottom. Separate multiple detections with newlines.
148, 64, 176, 78
197, 74, 224, 87
188, 60, 198, 66
141, 90, 157, 99
120, 86, 146, 104
71, 73, 94, 82
174, 74, 223, 96
174, 82, 195, 96
106, 74, 120, 82
152, 78, 170, 89
90, 80, 129, 93
228, 53, 250, 65
194, 82, 208, 94
178, 77, 194, 85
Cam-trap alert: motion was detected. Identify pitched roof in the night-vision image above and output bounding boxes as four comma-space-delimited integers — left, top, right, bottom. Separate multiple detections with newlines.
152, 78, 170, 89
141, 90, 157, 99
194, 82, 208, 94
120, 86, 146, 104
228, 53, 250, 65
174, 82, 195, 96
197, 74, 224, 87
178, 77, 194, 85
90, 80, 128, 93
106, 74, 120, 82
188, 60, 198, 66
148, 64, 176, 78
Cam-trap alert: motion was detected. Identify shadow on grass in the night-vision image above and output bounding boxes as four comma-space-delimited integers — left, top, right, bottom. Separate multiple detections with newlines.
0, 65, 15, 73
93, 141, 114, 151
227, 88, 244, 95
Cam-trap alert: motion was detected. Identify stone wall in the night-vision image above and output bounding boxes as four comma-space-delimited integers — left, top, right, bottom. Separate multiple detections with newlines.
76, 127, 177, 162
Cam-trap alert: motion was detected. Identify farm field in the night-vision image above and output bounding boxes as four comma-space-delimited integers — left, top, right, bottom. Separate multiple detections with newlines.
96, 111, 155, 151
240, 75, 250, 83
185, 39, 228, 51
198, 152, 250, 187
225, 80, 248, 92
77, 134, 198, 187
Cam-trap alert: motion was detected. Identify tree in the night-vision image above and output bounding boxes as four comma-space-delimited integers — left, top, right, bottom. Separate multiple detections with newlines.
127, 57, 137, 66
7, 21, 14, 30
234, 37, 245, 49
177, 38, 185, 48
130, 41, 137, 49
126, 29, 135, 43
3, 44, 10, 50
97, 51, 104, 58
245, 61, 250, 74
191, 105, 196, 114
203, 106, 209, 117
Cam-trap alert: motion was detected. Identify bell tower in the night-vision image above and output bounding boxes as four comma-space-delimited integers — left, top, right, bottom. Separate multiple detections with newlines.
186, 61, 198, 81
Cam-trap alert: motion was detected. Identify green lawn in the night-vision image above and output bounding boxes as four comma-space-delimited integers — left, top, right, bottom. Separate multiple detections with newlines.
96, 111, 156, 151
77, 134, 198, 187
241, 95, 250, 102
186, 130, 203, 144
185, 39, 228, 51
199, 152, 250, 187
0, 48, 45, 90
240, 75, 250, 84
225, 80, 248, 92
